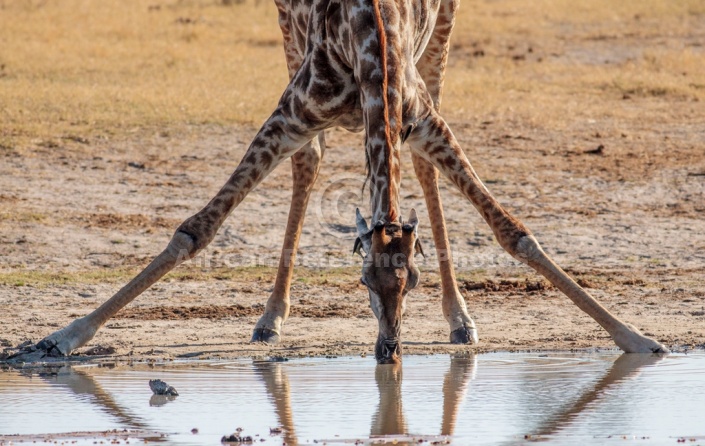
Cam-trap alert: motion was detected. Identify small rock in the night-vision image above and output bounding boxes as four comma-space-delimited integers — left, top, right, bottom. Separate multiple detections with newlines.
583, 144, 605, 155
149, 379, 178, 396
221, 434, 253, 443
84, 345, 116, 356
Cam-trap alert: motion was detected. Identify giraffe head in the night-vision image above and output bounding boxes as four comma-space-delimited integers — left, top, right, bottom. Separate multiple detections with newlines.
354, 209, 424, 364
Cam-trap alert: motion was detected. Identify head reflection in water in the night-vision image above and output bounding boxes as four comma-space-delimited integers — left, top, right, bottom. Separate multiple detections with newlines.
371, 364, 407, 437
371, 356, 477, 441
250, 356, 478, 445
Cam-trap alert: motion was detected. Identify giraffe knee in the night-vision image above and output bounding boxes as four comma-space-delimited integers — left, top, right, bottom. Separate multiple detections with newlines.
162, 230, 198, 266
487, 212, 537, 264
175, 212, 220, 258
512, 235, 546, 265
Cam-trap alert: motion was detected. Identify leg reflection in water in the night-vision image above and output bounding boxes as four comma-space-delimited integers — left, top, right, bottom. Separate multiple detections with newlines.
440, 355, 477, 436
528, 353, 666, 439
251, 356, 478, 445
253, 360, 297, 446
17, 366, 150, 430
371, 355, 478, 441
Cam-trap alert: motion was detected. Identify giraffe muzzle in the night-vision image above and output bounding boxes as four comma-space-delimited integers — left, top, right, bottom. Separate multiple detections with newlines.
376, 337, 402, 364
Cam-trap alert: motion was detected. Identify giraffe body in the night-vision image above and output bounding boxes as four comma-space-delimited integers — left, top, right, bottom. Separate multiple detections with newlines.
9, 0, 668, 363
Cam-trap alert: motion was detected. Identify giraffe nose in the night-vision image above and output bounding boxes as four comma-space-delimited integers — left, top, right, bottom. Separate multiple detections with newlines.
376, 337, 401, 364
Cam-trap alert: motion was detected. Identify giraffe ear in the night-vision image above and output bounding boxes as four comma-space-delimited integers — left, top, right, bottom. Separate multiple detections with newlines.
354, 208, 372, 256
355, 208, 369, 236
414, 239, 425, 258
403, 209, 419, 235
353, 237, 364, 257
353, 233, 373, 257
408, 209, 419, 226
402, 209, 422, 257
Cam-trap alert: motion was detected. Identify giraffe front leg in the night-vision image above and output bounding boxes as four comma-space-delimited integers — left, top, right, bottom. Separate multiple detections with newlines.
9, 230, 195, 362
8, 91, 324, 362
411, 152, 478, 345
407, 112, 668, 354
252, 134, 325, 344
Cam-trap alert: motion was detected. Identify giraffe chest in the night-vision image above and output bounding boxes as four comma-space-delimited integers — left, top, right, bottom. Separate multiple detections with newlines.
277, 0, 441, 67
277, 0, 443, 133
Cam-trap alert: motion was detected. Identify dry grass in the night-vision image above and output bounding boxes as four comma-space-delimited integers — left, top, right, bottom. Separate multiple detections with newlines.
0, 0, 703, 148
445, 0, 705, 129
0, 0, 286, 147
0, 264, 364, 288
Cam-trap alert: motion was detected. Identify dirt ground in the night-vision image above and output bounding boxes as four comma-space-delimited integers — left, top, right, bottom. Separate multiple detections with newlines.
1, 0, 704, 362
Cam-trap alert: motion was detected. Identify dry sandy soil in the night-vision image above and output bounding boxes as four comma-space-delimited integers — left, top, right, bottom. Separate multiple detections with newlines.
1, 0, 704, 362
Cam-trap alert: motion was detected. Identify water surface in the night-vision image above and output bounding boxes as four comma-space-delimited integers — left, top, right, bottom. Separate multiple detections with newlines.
1, 352, 704, 445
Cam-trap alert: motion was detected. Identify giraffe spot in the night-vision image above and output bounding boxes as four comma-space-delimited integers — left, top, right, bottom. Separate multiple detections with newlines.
243, 152, 257, 166
259, 150, 273, 169
295, 62, 312, 90
309, 76, 344, 103
263, 120, 285, 140
296, 12, 307, 30
429, 145, 444, 156
211, 197, 225, 210
341, 28, 351, 50
442, 155, 457, 169
292, 96, 307, 120
352, 11, 375, 34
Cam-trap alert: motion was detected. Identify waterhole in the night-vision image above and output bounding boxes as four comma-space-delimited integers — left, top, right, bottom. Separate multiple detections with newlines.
1, 352, 703, 445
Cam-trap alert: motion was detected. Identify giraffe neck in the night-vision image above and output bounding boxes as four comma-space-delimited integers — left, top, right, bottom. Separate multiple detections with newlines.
365, 0, 402, 224
368, 144, 401, 224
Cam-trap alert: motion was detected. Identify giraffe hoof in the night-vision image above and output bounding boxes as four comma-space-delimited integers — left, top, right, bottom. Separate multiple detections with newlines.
4, 339, 66, 363
35, 338, 69, 357
251, 328, 281, 344
450, 325, 479, 345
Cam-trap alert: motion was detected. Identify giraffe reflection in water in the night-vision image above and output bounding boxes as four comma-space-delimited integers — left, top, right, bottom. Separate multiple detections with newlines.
370, 356, 476, 442
526, 354, 664, 440
251, 356, 476, 446
10, 365, 150, 431
252, 353, 664, 444
253, 360, 298, 446
3, 353, 666, 444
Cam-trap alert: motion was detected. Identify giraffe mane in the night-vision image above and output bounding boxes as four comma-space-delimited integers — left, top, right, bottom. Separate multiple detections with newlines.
371, 0, 398, 223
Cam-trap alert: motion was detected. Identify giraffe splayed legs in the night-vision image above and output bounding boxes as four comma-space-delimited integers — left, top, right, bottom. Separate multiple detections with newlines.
9, 0, 667, 363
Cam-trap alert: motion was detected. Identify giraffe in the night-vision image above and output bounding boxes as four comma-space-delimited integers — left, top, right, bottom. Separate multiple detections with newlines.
9, 0, 668, 364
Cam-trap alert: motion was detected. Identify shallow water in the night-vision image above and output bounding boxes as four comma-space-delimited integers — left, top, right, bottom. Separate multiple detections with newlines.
1, 352, 704, 445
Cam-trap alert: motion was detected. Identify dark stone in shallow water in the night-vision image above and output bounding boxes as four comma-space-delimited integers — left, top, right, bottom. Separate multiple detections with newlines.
148, 379, 178, 396
221, 434, 253, 443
